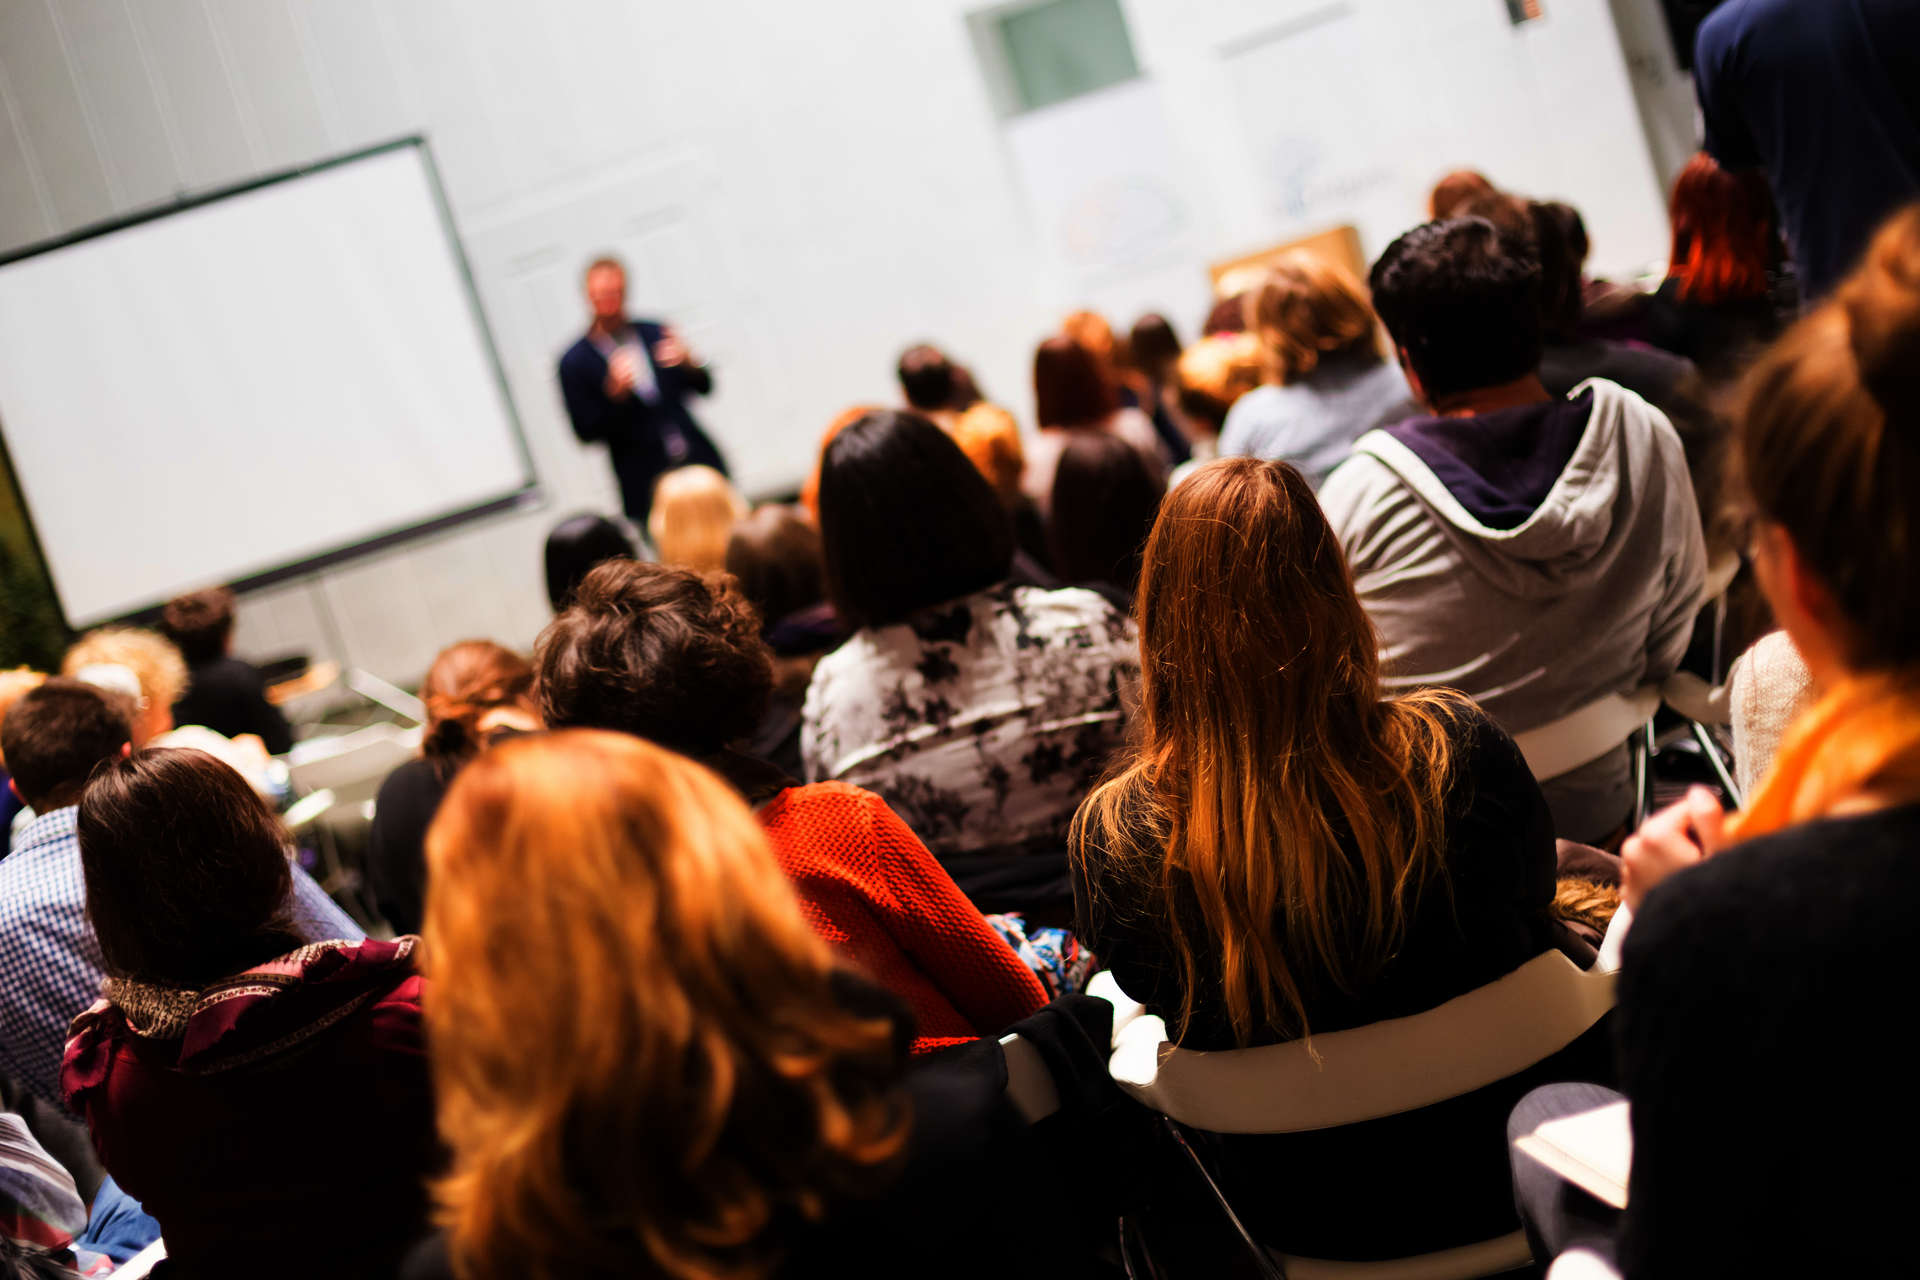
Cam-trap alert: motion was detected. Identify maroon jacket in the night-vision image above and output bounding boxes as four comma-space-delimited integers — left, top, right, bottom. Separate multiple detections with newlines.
62, 937, 435, 1269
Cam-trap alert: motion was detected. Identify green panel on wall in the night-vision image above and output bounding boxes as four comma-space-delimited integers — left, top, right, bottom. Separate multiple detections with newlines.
998, 0, 1140, 113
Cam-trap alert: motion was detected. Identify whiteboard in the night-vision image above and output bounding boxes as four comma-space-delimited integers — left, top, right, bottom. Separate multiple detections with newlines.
0, 141, 534, 627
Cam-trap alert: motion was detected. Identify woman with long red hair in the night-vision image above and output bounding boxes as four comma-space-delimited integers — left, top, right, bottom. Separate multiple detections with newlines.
1648, 151, 1785, 374
409, 731, 1074, 1280
1071, 456, 1611, 1261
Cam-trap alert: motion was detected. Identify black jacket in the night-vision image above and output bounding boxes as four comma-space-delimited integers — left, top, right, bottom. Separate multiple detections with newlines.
172, 656, 294, 755
557, 319, 726, 523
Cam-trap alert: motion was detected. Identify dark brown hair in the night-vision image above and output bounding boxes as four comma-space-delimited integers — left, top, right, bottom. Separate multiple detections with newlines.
1033, 336, 1119, 429
0, 678, 133, 811
535, 559, 772, 755
816, 410, 1014, 631
78, 748, 301, 989
160, 587, 236, 665
896, 345, 957, 411
725, 505, 825, 628
1048, 432, 1165, 595
421, 641, 535, 780
1737, 203, 1920, 669
1130, 314, 1183, 383
1073, 458, 1462, 1046
1370, 217, 1543, 399
1429, 169, 1494, 220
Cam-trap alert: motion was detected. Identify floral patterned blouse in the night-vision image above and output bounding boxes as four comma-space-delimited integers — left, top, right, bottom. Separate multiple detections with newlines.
801, 583, 1140, 859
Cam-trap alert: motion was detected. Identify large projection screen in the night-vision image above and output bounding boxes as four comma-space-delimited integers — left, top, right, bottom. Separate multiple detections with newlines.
0, 139, 535, 627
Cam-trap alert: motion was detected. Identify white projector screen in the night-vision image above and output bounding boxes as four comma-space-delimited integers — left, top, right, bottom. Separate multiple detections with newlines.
0, 140, 534, 627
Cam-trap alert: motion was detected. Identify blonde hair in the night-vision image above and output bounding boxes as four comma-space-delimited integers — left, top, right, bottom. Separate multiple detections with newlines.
1247, 251, 1382, 385
62, 628, 188, 711
649, 466, 748, 573
0, 668, 48, 768
947, 402, 1026, 499
425, 731, 908, 1280
1175, 333, 1263, 431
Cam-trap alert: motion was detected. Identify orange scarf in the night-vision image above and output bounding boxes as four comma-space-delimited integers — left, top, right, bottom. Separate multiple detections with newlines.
1729, 672, 1920, 842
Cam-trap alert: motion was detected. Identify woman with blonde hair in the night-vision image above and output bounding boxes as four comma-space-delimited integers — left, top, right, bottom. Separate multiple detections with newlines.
1072, 456, 1607, 1260
62, 628, 187, 747
1217, 250, 1416, 487
648, 463, 748, 572
367, 640, 537, 935
411, 731, 1073, 1280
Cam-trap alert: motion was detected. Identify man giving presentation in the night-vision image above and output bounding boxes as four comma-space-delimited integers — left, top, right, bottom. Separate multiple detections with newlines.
557, 257, 728, 524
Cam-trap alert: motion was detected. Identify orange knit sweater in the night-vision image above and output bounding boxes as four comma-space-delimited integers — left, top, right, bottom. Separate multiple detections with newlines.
758, 782, 1049, 1054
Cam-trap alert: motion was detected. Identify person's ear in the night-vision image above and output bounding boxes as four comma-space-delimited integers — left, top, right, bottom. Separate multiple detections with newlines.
1397, 346, 1431, 410
6, 778, 20, 804
120, 741, 132, 759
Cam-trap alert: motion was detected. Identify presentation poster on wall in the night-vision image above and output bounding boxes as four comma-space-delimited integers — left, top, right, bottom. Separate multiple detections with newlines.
0, 140, 534, 627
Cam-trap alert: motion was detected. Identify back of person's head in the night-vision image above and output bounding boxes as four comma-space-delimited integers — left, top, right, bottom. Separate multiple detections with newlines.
160, 587, 236, 666
1203, 293, 1249, 336
1370, 217, 1544, 400
421, 641, 535, 776
424, 731, 908, 1280
649, 466, 748, 574
1669, 151, 1775, 305
816, 409, 1014, 631
1060, 310, 1117, 366
0, 678, 132, 811
1247, 250, 1382, 384
1130, 314, 1183, 384
1174, 332, 1263, 434
78, 747, 300, 989
1033, 336, 1118, 429
535, 559, 772, 756
1739, 204, 1920, 670
1530, 200, 1591, 336
947, 402, 1027, 499
1048, 432, 1165, 595
799, 404, 883, 523
1454, 189, 1538, 259
1074, 457, 1460, 1046
1428, 169, 1495, 220
62, 628, 187, 745
896, 344, 957, 411
0, 669, 48, 772
543, 514, 636, 612
725, 505, 825, 628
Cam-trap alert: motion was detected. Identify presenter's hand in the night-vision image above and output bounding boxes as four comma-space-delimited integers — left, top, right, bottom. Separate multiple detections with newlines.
653, 328, 692, 368
604, 349, 638, 399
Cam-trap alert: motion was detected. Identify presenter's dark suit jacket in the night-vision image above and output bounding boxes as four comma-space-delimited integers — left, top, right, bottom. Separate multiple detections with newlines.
558, 319, 727, 524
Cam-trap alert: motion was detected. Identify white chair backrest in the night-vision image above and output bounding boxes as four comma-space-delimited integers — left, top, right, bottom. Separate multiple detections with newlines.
110, 1239, 167, 1279
1546, 1249, 1623, 1280
1103, 951, 1614, 1134
285, 722, 422, 796
999, 1032, 1062, 1123
1512, 685, 1662, 782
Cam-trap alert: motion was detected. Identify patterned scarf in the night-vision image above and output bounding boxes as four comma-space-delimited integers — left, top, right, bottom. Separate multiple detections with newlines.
1727, 672, 1920, 842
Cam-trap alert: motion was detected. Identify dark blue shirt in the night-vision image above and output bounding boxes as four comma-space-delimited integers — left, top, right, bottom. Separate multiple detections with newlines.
1694, 0, 1920, 300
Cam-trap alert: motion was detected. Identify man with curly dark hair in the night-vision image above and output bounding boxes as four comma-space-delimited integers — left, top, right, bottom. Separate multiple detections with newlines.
533, 559, 1050, 1056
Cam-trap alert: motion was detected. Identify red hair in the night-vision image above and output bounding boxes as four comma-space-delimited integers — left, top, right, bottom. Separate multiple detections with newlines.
1667, 152, 1773, 305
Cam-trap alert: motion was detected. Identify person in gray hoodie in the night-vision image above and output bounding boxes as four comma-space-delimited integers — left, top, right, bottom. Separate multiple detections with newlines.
1320, 218, 1706, 843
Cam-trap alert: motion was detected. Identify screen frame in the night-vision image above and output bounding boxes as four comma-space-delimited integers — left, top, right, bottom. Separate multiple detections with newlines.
0, 135, 540, 630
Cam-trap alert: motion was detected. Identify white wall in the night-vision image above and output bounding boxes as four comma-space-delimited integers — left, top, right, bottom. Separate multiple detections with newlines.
0, 0, 1669, 687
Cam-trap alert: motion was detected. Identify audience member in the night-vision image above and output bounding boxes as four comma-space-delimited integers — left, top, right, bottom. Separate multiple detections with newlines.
1048, 432, 1164, 603
542, 512, 635, 611
159, 587, 294, 755
535, 559, 1049, 1053
406, 731, 1075, 1280
1694, 0, 1920, 301
60, 629, 183, 748
1429, 168, 1495, 219
64, 748, 432, 1277
1513, 201, 1920, 1280
367, 641, 538, 936
1218, 251, 1417, 487
648, 463, 747, 573
947, 402, 1052, 576
1321, 217, 1706, 843
1171, 331, 1262, 440
0, 669, 46, 840
0, 680, 361, 1110
804, 410, 1139, 913
1202, 292, 1249, 335
1647, 152, 1785, 375
1073, 457, 1610, 1259
1022, 336, 1167, 510
726, 505, 844, 777
896, 344, 973, 429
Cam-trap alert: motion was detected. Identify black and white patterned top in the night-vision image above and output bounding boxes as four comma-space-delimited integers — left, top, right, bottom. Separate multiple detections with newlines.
801, 583, 1140, 859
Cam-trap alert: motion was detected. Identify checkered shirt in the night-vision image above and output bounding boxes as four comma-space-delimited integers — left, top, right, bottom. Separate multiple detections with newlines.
0, 806, 364, 1109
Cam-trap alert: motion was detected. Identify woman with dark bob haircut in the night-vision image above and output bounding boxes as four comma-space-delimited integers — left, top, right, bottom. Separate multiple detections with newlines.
536, 557, 1050, 1054
63, 748, 435, 1277
1072, 457, 1609, 1262
804, 410, 1140, 915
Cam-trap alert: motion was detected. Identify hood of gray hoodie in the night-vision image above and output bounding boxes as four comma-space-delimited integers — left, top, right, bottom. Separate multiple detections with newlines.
1351, 378, 1661, 601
